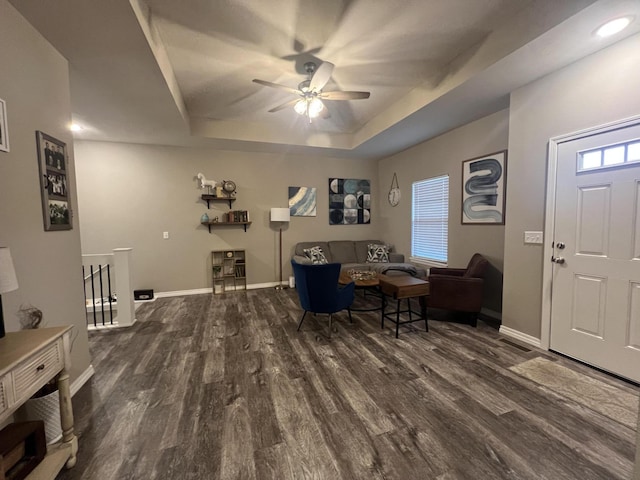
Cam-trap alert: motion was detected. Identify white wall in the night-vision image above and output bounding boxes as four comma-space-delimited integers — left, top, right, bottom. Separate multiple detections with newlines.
0, 0, 91, 382
74, 141, 379, 292
378, 109, 509, 315
503, 32, 640, 337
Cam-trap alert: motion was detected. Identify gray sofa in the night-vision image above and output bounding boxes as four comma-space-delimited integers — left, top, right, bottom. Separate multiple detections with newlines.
292, 240, 427, 278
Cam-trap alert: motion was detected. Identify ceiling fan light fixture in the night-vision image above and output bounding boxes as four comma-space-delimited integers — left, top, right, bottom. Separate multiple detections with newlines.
294, 99, 307, 115
254, 60, 369, 121
308, 98, 324, 118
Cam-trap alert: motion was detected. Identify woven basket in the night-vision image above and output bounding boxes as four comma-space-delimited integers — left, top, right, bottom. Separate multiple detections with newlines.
23, 390, 62, 444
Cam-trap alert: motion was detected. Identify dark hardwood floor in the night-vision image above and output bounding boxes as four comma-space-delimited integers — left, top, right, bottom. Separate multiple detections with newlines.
59, 290, 639, 479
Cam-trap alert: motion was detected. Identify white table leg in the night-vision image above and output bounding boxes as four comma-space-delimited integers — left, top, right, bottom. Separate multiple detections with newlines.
57, 369, 78, 468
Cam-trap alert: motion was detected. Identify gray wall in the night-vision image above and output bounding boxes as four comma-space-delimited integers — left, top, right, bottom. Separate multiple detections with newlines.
74, 141, 379, 292
503, 32, 640, 338
0, 1, 91, 382
378, 110, 509, 315
76, 111, 509, 309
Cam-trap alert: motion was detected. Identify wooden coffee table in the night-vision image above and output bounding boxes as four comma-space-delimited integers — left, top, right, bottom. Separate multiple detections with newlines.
338, 270, 379, 288
339, 270, 382, 312
378, 274, 429, 338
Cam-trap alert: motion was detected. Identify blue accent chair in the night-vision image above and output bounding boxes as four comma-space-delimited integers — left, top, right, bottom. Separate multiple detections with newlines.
291, 261, 355, 338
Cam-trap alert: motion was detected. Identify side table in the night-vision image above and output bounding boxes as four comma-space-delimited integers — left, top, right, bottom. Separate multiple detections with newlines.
0, 326, 78, 478
378, 275, 429, 338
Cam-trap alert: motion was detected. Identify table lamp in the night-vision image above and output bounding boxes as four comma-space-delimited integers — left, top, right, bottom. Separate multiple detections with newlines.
270, 208, 290, 290
0, 247, 19, 338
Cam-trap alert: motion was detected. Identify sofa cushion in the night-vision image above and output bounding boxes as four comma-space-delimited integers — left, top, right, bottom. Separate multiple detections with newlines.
388, 252, 404, 263
366, 243, 390, 263
303, 246, 329, 265
293, 241, 427, 278
354, 240, 383, 263
328, 241, 357, 264
295, 242, 332, 263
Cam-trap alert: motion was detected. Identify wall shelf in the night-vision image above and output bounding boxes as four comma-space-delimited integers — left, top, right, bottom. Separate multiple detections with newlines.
201, 221, 252, 233
201, 194, 235, 209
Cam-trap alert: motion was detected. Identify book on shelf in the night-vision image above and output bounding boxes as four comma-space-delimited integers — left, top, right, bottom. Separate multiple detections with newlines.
235, 265, 245, 277
224, 210, 249, 223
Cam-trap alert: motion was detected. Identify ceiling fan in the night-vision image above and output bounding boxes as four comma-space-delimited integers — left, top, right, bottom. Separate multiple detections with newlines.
253, 61, 370, 121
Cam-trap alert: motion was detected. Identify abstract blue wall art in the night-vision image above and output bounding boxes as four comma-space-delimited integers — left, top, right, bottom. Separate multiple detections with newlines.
288, 186, 317, 217
461, 150, 507, 224
328, 178, 370, 225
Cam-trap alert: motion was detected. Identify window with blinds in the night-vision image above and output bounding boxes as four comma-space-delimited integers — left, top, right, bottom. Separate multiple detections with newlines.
411, 175, 449, 265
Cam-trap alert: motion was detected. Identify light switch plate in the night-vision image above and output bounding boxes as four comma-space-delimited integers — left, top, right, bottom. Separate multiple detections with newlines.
163, 231, 169, 239
524, 231, 543, 244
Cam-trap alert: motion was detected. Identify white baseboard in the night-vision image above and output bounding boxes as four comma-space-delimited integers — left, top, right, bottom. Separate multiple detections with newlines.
87, 318, 137, 331
71, 364, 95, 397
498, 326, 542, 349
155, 288, 211, 298
134, 299, 154, 310
87, 299, 151, 314
155, 282, 284, 298
248, 281, 284, 290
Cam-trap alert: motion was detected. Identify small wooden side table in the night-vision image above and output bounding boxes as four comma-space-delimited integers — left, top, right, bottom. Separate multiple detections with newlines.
0, 326, 77, 478
378, 275, 429, 338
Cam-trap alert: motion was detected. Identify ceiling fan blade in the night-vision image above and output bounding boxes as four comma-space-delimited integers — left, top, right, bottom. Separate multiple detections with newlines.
309, 61, 334, 92
318, 90, 371, 100
253, 79, 301, 96
268, 98, 300, 113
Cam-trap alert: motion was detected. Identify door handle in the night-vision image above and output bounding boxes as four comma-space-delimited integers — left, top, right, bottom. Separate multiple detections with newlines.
551, 256, 565, 264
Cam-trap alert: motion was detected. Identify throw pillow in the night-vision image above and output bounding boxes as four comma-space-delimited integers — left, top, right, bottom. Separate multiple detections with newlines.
366, 244, 390, 263
303, 246, 328, 265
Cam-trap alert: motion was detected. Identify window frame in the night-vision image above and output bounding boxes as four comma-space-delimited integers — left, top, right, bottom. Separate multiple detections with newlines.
577, 138, 640, 173
410, 174, 449, 267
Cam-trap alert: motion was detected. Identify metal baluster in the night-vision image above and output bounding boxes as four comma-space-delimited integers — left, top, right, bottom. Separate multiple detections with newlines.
90, 265, 97, 327
98, 264, 105, 326
107, 264, 113, 324
82, 265, 87, 324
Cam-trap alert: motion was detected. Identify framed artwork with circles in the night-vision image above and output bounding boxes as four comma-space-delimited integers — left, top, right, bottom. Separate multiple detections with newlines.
328, 178, 370, 225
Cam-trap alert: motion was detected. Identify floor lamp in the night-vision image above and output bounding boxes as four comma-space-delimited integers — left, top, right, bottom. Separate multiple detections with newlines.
0, 247, 19, 338
270, 208, 290, 290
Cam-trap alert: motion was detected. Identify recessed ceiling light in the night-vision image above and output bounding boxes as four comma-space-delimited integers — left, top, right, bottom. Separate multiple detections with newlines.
70, 123, 83, 132
596, 16, 633, 38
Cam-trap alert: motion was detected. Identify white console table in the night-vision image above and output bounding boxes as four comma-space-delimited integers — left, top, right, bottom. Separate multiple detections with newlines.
0, 326, 78, 479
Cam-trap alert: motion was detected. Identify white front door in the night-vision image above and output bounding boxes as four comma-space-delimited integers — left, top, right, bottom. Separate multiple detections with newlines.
550, 122, 640, 383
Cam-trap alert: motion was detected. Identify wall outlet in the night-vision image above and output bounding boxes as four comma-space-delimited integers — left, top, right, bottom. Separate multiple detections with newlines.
524, 231, 543, 244
163, 231, 169, 239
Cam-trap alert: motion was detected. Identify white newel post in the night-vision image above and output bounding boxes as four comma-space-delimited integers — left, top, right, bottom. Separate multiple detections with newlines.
113, 248, 135, 327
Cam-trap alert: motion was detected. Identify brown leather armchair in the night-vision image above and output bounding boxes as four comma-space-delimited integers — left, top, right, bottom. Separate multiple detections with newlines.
428, 253, 489, 327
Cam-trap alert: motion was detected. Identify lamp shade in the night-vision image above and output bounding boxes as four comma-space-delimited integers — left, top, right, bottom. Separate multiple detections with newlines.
270, 208, 290, 223
0, 247, 18, 294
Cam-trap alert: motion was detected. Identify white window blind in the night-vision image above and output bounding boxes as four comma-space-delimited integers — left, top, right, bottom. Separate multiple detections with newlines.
412, 175, 449, 264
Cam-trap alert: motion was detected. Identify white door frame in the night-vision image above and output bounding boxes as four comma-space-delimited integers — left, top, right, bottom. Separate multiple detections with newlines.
540, 113, 640, 350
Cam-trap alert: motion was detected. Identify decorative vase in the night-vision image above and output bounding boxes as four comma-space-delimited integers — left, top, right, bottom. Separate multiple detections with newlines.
200, 213, 209, 223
